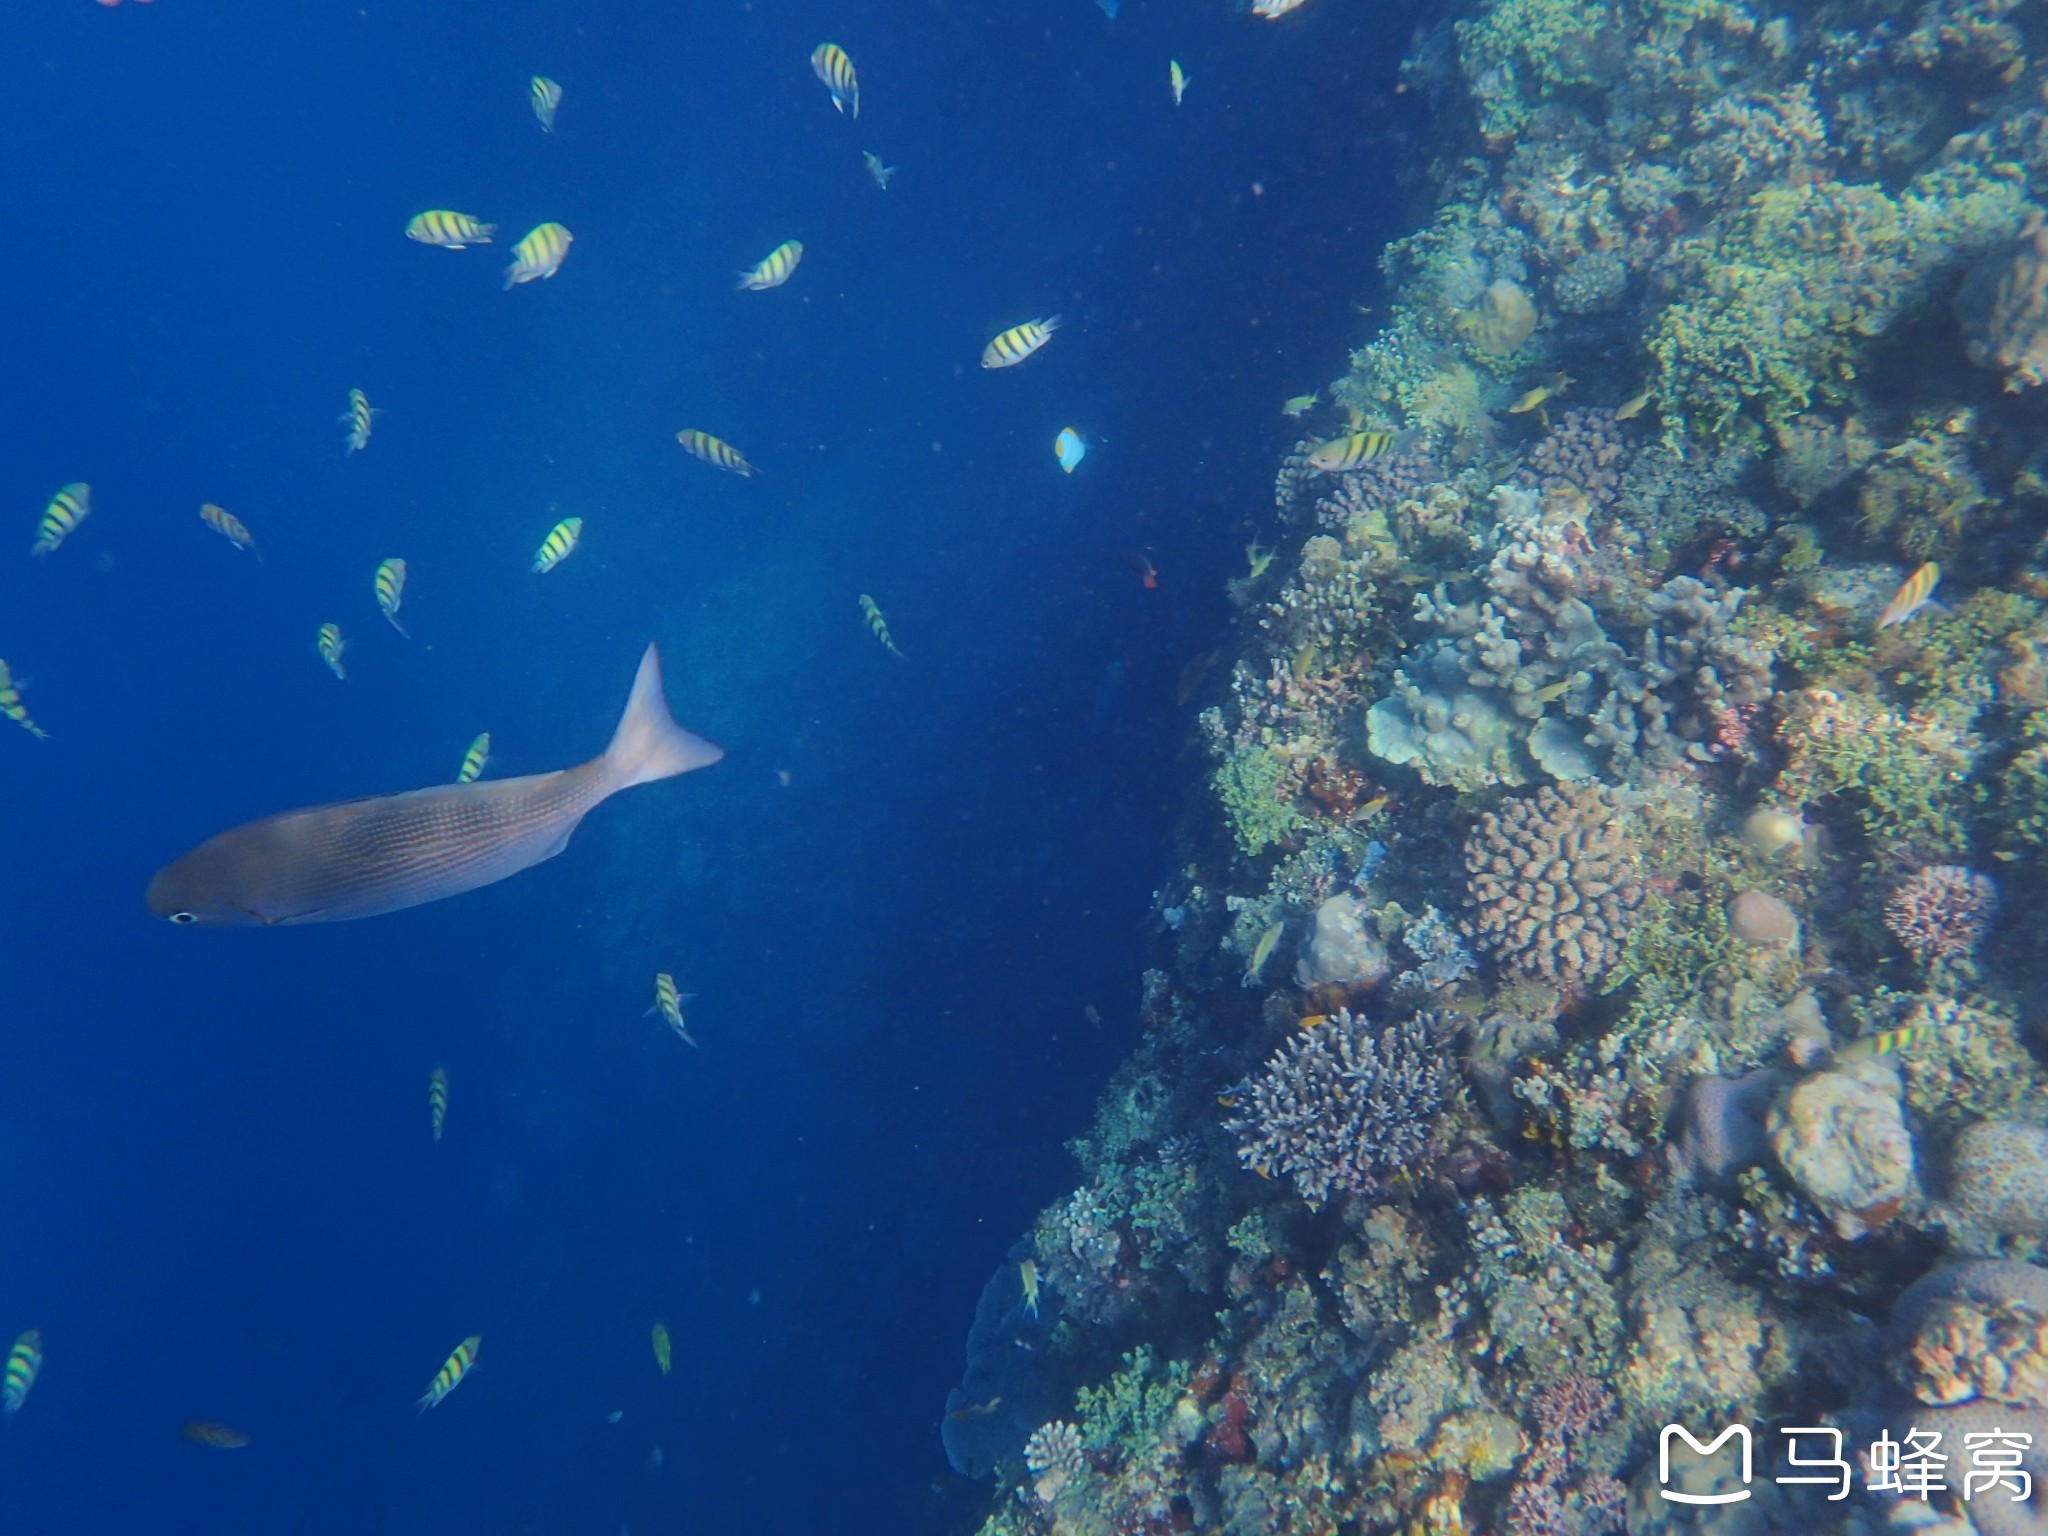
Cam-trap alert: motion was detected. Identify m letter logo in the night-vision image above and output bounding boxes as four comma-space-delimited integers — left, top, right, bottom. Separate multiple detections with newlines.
1660, 1425, 1753, 1505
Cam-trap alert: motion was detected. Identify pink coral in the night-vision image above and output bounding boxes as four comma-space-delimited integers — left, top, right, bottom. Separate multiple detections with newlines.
1884, 864, 1998, 968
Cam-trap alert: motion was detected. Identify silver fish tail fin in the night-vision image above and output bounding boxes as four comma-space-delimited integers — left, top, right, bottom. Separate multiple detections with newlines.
606, 645, 724, 789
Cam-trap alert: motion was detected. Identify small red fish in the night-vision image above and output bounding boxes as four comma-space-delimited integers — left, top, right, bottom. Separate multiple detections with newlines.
1122, 550, 1159, 589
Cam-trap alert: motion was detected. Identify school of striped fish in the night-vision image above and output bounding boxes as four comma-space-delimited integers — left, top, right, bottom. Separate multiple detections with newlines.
0, 7, 1332, 1449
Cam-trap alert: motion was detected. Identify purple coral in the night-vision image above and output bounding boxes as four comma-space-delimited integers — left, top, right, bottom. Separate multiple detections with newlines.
1505, 1375, 1625, 1536
1225, 1011, 1451, 1209
1520, 408, 1631, 509
1884, 864, 1998, 968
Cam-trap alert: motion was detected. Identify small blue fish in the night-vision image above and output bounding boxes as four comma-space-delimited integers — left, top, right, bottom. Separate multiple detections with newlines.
1054, 427, 1088, 473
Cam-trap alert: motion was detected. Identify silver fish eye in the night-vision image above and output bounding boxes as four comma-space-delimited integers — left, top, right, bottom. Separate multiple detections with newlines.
170, 911, 198, 925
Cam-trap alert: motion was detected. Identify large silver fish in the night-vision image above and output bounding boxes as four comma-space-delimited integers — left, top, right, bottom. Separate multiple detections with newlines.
147, 646, 721, 926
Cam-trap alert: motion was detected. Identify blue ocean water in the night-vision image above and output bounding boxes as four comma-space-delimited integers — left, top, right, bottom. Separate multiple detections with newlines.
0, 2, 1411, 1530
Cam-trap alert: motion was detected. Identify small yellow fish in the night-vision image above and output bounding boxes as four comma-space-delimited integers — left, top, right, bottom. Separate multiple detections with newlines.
31, 482, 89, 556
675, 429, 758, 477
1244, 919, 1283, 985
504, 222, 573, 289
1615, 385, 1654, 421
0, 659, 50, 741
531, 76, 562, 132
862, 151, 897, 189
1251, 0, 1310, 17
1176, 648, 1221, 706
1530, 678, 1570, 705
181, 1420, 251, 1449
1298, 1013, 1329, 1030
1357, 792, 1390, 817
1306, 430, 1397, 473
456, 732, 491, 784
343, 389, 374, 454
737, 240, 804, 291
1170, 60, 1189, 105
429, 1067, 448, 1142
859, 594, 905, 659
1246, 541, 1276, 579
652, 1322, 672, 1376
1876, 561, 1941, 630
1281, 392, 1319, 417
417, 1335, 481, 1413
1291, 642, 1319, 680
199, 503, 259, 558
375, 557, 410, 638
1020, 1259, 1041, 1316
653, 972, 697, 1048
811, 44, 859, 118
1508, 375, 1572, 415
316, 623, 347, 681
4, 1330, 41, 1415
982, 316, 1060, 369
406, 210, 497, 249
1837, 1024, 1939, 1061
946, 1396, 1002, 1423
532, 516, 583, 573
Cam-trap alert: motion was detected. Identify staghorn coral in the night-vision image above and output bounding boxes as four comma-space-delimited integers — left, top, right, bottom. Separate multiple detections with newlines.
1226, 1011, 1453, 1209
1884, 864, 1999, 972
1463, 784, 1643, 989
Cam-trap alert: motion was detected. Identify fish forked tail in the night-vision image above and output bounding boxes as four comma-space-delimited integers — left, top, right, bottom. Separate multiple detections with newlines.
606, 645, 724, 790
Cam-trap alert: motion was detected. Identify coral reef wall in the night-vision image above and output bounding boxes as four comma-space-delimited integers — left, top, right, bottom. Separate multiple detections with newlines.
946, 0, 2048, 1529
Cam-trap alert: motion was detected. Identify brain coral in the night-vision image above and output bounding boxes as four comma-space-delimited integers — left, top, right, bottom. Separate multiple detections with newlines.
1226, 1011, 1452, 1210
1462, 784, 1643, 988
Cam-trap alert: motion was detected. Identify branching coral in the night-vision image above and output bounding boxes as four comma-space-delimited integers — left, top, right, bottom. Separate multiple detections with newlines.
1226, 1011, 1453, 1209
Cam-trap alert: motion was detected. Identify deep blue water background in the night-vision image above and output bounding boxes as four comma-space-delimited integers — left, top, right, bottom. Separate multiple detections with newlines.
0, 2, 1409, 1530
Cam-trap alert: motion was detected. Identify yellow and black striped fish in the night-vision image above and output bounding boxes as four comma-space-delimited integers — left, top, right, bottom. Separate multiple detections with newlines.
343, 389, 374, 455
1876, 561, 1942, 631
504, 222, 573, 289
1306, 430, 1399, 473
531, 76, 562, 132
199, 503, 259, 559
429, 1067, 448, 1142
532, 517, 582, 573
810, 44, 858, 118
653, 972, 697, 1048
675, 430, 757, 477
4, 1329, 42, 1415
406, 210, 497, 249
181, 1419, 252, 1449
417, 1335, 481, 1413
0, 660, 49, 741
737, 240, 804, 292
982, 317, 1060, 370
317, 623, 347, 681
31, 483, 89, 556
456, 732, 491, 784
859, 594, 904, 660
375, 558, 410, 637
